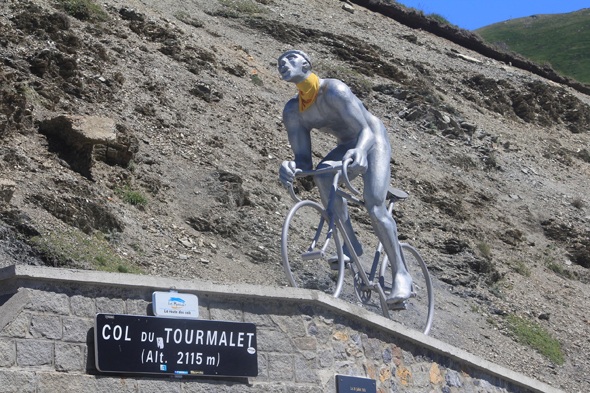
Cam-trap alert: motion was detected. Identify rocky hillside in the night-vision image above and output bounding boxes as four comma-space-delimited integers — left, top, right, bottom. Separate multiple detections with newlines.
1, 0, 589, 391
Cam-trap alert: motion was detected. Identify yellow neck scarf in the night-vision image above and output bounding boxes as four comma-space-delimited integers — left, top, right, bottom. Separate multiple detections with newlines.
296, 73, 319, 112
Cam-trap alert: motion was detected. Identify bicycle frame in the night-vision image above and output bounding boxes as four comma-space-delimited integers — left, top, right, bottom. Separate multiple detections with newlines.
287, 162, 395, 318
283, 160, 434, 334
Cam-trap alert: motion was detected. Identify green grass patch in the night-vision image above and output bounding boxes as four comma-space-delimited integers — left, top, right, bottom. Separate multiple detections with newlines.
511, 260, 531, 277
475, 9, 590, 84
506, 314, 564, 365
427, 13, 456, 27
548, 262, 577, 280
476, 242, 491, 258
251, 73, 263, 86
30, 229, 142, 274
57, 0, 108, 21
116, 186, 148, 206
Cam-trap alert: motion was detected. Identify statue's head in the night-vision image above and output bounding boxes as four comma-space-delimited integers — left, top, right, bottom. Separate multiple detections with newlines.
278, 50, 312, 83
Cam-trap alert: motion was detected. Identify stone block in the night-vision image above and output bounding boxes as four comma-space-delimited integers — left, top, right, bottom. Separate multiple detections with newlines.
62, 317, 93, 343
402, 349, 414, 365
126, 298, 150, 316
430, 363, 444, 384
311, 322, 333, 344
332, 342, 348, 361
0, 290, 32, 334
37, 373, 137, 393
445, 370, 462, 387
0, 370, 35, 393
95, 297, 125, 314
26, 291, 69, 315
383, 346, 392, 363
410, 363, 430, 387
293, 337, 317, 351
37, 373, 86, 392
55, 343, 84, 372
294, 354, 320, 383
365, 364, 377, 380
391, 345, 402, 366
30, 315, 62, 340
474, 379, 494, 389
198, 303, 210, 320
243, 304, 274, 326
0, 339, 16, 366
271, 315, 307, 338
286, 386, 323, 393
268, 353, 294, 381
318, 347, 334, 368
256, 329, 294, 352
333, 360, 358, 376
257, 353, 268, 380
17, 340, 53, 366
1, 312, 30, 338
245, 384, 286, 393
94, 377, 138, 393
361, 336, 382, 361
379, 365, 392, 383
70, 295, 96, 318
137, 379, 182, 393
209, 301, 242, 322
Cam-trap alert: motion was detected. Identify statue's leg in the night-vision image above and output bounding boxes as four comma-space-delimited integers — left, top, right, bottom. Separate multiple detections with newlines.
314, 146, 363, 258
364, 145, 412, 304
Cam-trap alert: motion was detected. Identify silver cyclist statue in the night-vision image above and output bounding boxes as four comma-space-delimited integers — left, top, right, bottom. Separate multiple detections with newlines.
277, 50, 413, 304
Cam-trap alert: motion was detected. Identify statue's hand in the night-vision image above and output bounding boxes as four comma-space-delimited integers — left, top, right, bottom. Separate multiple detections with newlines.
279, 160, 298, 188
343, 149, 368, 175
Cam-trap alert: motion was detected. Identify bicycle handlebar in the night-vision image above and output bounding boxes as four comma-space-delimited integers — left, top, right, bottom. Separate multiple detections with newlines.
287, 159, 360, 202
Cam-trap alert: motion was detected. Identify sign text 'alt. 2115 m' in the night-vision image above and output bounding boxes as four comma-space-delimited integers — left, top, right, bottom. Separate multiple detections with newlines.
94, 314, 257, 377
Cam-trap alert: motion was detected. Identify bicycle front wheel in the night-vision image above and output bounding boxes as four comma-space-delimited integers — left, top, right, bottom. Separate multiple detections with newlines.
281, 200, 345, 297
380, 243, 434, 335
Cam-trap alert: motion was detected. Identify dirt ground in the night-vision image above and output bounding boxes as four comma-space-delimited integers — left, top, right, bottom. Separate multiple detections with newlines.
1, 0, 589, 391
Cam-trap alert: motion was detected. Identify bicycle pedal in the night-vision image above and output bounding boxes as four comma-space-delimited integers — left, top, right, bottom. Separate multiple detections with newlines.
388, 301, 407, 311
301, 250, 324, 261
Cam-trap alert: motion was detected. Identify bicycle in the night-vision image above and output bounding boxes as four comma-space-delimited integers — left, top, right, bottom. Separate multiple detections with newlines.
280, 159, 434, 335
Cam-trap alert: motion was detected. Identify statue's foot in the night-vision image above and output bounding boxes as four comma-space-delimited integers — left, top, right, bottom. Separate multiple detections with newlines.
329, 242, 363, 270
386, 270, 413, 305
343, 241, 363, 258
327, 254, 349, 270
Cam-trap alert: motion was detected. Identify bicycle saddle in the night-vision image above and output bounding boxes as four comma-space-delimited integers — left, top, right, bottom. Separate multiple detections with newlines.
387, 187, 408, 200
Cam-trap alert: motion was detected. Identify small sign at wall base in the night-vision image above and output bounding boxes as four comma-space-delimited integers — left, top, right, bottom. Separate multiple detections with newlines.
153, 291, 199, 319
336, 375, 376, 393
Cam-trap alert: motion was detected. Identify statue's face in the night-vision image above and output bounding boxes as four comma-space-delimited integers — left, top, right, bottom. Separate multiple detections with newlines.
278, 52, 309, 83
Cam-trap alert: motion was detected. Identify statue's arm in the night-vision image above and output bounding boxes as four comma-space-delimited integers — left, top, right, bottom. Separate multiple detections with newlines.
283, 100, 312, 170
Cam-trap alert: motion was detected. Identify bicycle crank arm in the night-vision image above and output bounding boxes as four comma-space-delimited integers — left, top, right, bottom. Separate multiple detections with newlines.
302, 250, 325, 261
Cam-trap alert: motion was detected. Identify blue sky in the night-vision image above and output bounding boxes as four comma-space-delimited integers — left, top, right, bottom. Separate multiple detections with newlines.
395, 0, 589, 30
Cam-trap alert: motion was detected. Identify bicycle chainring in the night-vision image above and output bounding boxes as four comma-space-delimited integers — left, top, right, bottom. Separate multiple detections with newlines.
353, 271, 372, 304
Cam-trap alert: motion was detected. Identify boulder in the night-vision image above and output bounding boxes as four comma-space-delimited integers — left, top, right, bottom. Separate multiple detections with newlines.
39, 115, 116, 146
0, 179, 16, 203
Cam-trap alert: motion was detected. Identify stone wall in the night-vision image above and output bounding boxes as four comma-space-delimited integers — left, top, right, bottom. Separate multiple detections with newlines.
0, 265, 559, 393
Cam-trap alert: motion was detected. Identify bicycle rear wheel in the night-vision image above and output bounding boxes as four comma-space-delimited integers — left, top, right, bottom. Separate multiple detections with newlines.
281, 200, 345, 297
380, 243, 434, 335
